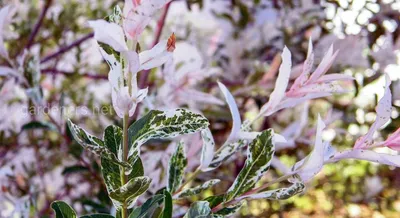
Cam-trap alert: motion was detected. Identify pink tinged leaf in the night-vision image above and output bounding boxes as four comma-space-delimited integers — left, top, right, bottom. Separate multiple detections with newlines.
384, 128, 400, 151
296, 83, 349, 96
217, 82, 241, 142
317, 74, 355, 83
123, 0, 170, 39
354, 74, 392, 149
291, 38, 314, 90
88, 20, 128, 52
139, 34, 175, 70
200, 128, 215, 171
331, 149, 400, 167
0, 5, 14, 59
274, 93, 332, 114
260, 46, 292, 116
293, 114, 326, 182
308, 44, 339, 84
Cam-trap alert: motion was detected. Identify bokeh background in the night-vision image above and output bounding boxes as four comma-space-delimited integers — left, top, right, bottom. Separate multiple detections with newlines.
1, 0, 400, 217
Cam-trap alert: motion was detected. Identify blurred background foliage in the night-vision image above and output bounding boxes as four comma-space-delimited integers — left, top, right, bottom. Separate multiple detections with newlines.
0, 0, 400, 217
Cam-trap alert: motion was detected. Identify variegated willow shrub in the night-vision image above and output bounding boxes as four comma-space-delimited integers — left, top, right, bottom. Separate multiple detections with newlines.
1, 1, 400, 218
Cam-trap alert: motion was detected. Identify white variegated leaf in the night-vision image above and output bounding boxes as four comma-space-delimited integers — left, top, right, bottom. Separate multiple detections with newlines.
217, 82, 241, 142
167, 141, 187, 193
184, 201, 211, 218
109, 176, 152, 209
127, 109, 209, 162
224, 129, 275, 201
237, 182, 305, 200
175, 179, 220, 198
88, 20, 128, 52
200, 129, 215, 171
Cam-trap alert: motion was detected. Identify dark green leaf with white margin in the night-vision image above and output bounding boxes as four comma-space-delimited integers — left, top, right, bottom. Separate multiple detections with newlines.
109, 176, 152, 209
68, 120, 131, 169
80, 214, 115, 218
22, 121, 58, 131
213, 201, 244, 217
236, 181, 305, 201
224, 129, 275, 202
129, 194, 165, 218
184, 201, 212, 218
101, 125, 144, 209
51, 201, 77, 218
167, 141, 187, 193
162, 190, 173, 218
127, 109, 209, 163
175, 179, 220, 199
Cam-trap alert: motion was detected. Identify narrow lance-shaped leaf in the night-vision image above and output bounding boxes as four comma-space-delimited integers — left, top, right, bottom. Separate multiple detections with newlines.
127, 109, 209, 162
184, 201, 212, 218
109, 176, 152, 209
162, 190, 173, 218
200, 128, 215, 171
175, 179, 220, 199
101, 125, 144, 210
68, 120, 131, 169
167, 141, 187, 193
80, 214, 115, 218
213, 201, 244, 217
224, 129, 275, 202
51, 201, 77, 218
208, 140, 246, 169
237, 181, 305, 201
129, 194, 165, 218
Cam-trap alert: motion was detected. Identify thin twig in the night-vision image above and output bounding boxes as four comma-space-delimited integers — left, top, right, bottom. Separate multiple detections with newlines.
40, 32, 94, 63
26, 0, 53, 50
41, 68, 107, 80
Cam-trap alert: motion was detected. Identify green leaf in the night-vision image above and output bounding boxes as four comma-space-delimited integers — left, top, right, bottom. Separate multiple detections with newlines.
127, 109, 209, 162
101, 125, 144, 209
68, 120, 130, 169
62, 165, 89, 175
224, 129, 275, 201
109, 176, 152, 208
184, 201, 211, 218
237, 181, 305, 201
51, 201, 77, 218
167, 141, 187, 193
80, 214, 115, 218
204, 195, 224, 208
175, 179, 220, 198
162, 190, 173, 218
213, 201, 243, 217
129, 194, 165, 218
22, 121, 58, 131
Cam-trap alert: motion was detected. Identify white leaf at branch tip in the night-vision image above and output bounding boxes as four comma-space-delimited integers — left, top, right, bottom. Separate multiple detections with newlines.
260, 46, 292, 116
88, 20, 128, 52
139, 34, 175, 70
354, 74, 392, 149
217, 82, 241, 143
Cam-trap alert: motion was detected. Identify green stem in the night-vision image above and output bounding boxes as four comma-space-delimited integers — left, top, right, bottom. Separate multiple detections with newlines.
121, 113, 129, 218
